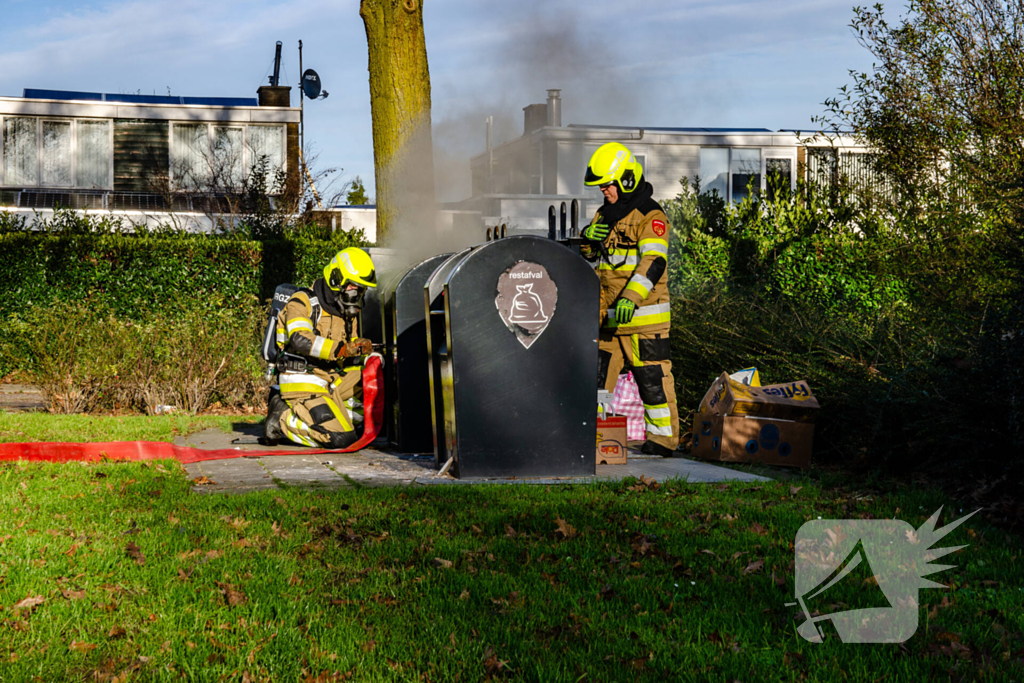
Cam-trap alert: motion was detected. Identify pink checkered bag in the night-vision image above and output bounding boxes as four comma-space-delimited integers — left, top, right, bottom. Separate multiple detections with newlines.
611, 372, 646, 442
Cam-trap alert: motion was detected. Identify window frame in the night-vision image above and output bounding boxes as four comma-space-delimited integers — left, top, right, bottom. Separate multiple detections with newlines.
699, 146, 797, 203
0, 116, 114, 190
170, 122, 287, 193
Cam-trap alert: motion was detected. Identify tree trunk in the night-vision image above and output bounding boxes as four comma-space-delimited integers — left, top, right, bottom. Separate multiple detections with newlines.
360, 0, 435, 245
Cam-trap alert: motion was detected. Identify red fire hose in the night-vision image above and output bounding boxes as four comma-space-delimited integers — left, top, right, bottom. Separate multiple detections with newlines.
0, 355, 386, 465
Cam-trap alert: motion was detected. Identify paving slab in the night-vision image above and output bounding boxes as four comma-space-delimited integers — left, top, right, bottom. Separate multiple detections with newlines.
167, 423, 771, 493
0, 384, 46, 412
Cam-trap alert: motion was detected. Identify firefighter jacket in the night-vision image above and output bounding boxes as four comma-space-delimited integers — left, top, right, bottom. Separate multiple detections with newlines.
274, 280, 361, 397
580, 186, 671, 336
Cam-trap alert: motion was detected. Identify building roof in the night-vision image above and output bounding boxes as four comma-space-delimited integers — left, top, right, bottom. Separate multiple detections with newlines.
23, 89, 258, 107
567, 124, 775, 134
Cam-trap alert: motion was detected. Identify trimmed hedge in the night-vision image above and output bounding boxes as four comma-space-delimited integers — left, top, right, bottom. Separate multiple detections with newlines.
0, 231, 368, 319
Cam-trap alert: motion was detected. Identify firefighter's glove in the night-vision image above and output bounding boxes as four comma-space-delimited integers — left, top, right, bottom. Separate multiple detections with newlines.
614, 298, 636, 325
337, 338, 373, 359
582, 222, 610, 242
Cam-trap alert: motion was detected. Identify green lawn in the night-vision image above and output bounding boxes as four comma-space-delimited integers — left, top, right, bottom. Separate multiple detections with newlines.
0, 459, 1020, 682
0, 411, 261, 444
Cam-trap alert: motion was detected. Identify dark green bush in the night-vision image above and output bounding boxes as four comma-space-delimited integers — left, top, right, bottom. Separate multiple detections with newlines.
664, 176, 1020, 475
0, 210, 369, 396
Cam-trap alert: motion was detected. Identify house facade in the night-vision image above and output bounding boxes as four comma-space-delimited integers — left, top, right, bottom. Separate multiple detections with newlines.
456, 90, 867, 235
0, 86, 299, 222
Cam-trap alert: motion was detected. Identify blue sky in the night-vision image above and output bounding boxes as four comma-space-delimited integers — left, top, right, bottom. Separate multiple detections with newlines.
0, 0, 877, 202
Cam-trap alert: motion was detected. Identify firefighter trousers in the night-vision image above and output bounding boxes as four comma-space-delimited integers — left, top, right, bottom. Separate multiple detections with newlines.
277, 368, 363, 449
598, 331, 679, 451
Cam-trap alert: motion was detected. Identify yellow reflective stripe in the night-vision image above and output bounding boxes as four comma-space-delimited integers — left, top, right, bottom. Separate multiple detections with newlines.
310, 336, 334, 360
625, 276, 652, 300
286, 318, 313, 335
280, 383, 329, 395
603, 303, 671, 328
630, 334, 640, 366
344, 365, 361, 373
639, 238, 669, 256
323, 397, 352, 431
280, 372, 328, 387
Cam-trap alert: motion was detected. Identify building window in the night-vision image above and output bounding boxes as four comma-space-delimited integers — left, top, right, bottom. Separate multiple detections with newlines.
41, 121, 72, 186
766, 158, 792, 201
731, 148, 761, 204
699, 148, 728, 199
246, 125, 285, 192
77, 120, 112, 189
173, 123, 285, 192
700, 147, 767, 203
3, 117, 38, 186
171, 123, 210, 191
1, 117, 111, 189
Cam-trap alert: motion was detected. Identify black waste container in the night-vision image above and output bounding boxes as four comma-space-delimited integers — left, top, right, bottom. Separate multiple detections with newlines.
424, 236, 599, 478
383, 253, 454, 453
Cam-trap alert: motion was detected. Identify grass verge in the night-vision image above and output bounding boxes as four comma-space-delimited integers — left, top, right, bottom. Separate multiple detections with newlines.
0, 412, 261, 444
0, 461, 1021, 682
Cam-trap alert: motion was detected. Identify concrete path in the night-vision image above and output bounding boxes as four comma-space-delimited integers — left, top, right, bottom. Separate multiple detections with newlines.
176, 424, 770, 495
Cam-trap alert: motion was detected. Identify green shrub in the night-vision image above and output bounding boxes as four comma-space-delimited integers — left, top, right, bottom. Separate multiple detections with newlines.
2, 300, 266, 414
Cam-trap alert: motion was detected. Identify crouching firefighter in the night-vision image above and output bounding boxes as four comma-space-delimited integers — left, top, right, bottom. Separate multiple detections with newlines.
581, 142, 680, 457
262, 247, 377, 448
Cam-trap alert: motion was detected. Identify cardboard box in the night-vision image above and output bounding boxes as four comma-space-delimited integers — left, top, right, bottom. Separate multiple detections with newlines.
699, 372, 820, 423
691, 412, 813, 468
596, 416, 628, 465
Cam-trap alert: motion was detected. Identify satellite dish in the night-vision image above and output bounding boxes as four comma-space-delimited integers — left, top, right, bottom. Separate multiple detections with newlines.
302, 69, 321, 99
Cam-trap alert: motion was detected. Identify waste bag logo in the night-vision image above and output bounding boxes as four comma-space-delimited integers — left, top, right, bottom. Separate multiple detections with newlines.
789, 508, 978, 644
495, 261, 558, 349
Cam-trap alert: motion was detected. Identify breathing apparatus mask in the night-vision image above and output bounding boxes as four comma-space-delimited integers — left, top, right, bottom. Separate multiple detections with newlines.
339, 285, 367, 320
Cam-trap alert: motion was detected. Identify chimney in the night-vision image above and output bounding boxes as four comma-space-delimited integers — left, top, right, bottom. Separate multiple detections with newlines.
523, 103, 547, 135
546, 89, 561, 127
257, 85, 291, 107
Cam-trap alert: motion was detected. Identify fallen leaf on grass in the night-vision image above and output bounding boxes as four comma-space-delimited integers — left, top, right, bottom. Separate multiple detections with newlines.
288, 574, 302, 586
64, 543, 80, 557
459, 589, 470, 601
12, 595, 44, 611
743, 560, 765, 575
482, 646, 509, 677
554, 517, 577, 540
191, 476, 215, 486
361, 640, 376, 652
432, 557, 453, 569
107, 625, 127, 638
505, 525, 517, 538
303, 672, 353, 683
125, 542, 145, 566
204, 550, 223, 561
70, 640, 96, 652
748, 522, 767, 536
177, 567, 194, 581
215, 581, 247, 607
61, 589, 86, 600
233, 538, 252, 549
790, 486, 803, 495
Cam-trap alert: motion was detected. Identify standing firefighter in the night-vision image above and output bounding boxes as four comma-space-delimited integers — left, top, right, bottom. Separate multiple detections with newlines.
264, 248, 377, 448
581, 142, 679, 456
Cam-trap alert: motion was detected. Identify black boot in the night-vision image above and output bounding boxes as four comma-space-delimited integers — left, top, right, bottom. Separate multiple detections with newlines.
262, 390, 287, 445
640, 440, 674, 458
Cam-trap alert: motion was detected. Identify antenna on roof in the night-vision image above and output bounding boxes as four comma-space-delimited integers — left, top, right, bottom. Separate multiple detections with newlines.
270, 41, 283, 86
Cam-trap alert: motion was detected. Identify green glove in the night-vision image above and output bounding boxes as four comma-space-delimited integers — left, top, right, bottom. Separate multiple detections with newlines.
583, 222, 610, 241
615, 298, 636, 325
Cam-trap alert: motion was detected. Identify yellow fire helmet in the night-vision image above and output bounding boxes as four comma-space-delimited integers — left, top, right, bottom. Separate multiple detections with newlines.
584, 142, 644, 194
323, 247, 377, 291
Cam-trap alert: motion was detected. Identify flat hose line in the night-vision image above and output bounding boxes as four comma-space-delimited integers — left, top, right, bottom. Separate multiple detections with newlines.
0, 355, 387, 465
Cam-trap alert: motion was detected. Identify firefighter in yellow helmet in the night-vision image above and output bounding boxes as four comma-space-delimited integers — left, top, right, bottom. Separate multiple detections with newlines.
263, 247, 377, 448
581, 142, 679, 456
